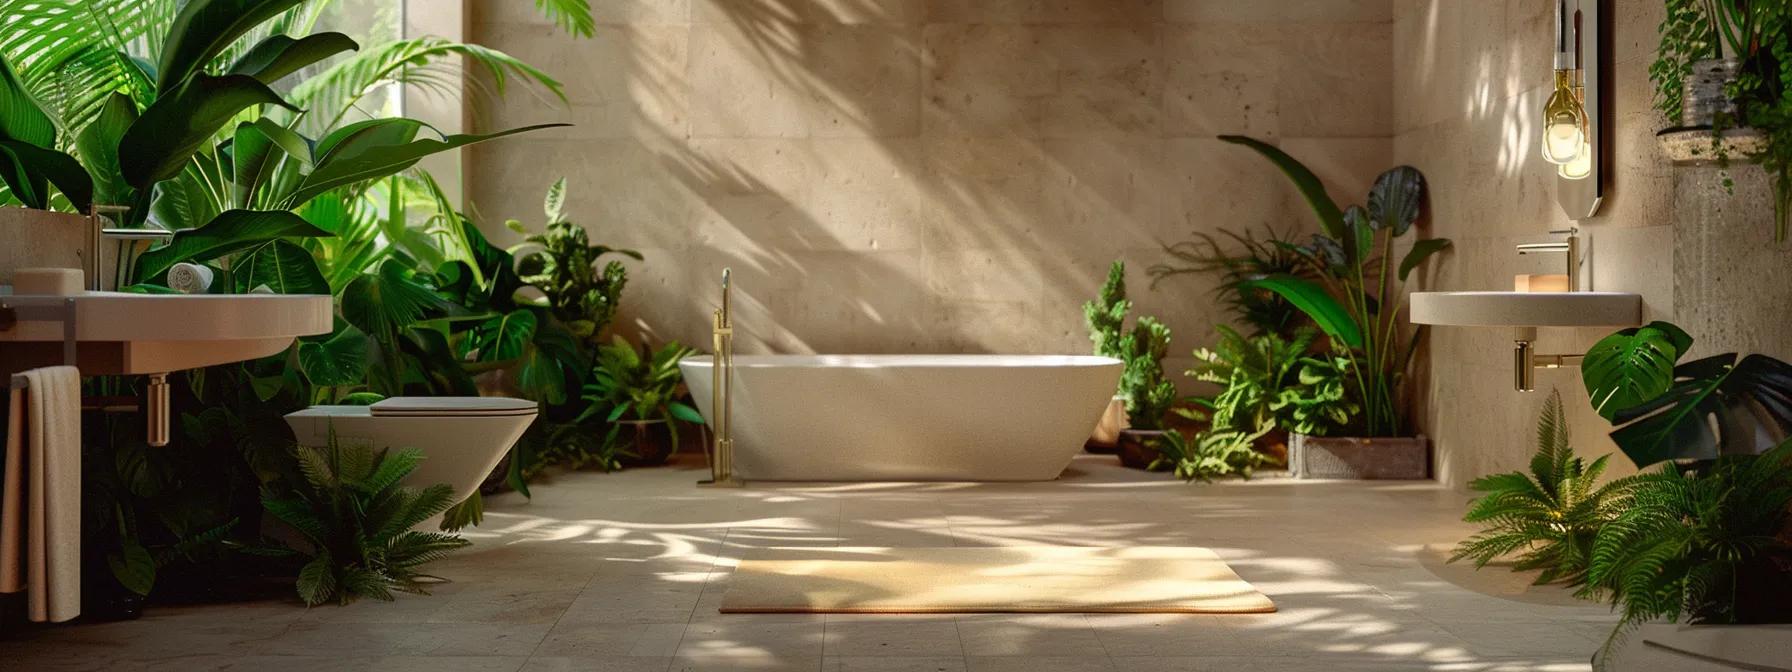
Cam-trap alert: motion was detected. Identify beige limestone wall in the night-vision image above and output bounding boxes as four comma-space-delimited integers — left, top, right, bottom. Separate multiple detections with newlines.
464, 0, 1394, 378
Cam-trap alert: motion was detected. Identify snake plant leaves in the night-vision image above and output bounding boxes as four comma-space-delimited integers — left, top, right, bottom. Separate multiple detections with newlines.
120, 73, 298, 190
76, 93, 139, 211
1606, 353, 1792, 467
1581, 321, 1694, 420
1240, 274, 1364, 349
1367, 166, 1425, 236
227, 32, 358, 85
298, 326, 369, 388
285, 122, 570, 208
136, 209, 331, 279
233, 239, 329, 295
156, 0, 308, 93
1219, 135, 1346, 242
0, 140, 92, 212
1399, 238, 1453, 281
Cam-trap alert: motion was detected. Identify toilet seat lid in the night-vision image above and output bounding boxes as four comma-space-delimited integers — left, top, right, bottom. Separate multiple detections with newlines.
370, 396, 538, 417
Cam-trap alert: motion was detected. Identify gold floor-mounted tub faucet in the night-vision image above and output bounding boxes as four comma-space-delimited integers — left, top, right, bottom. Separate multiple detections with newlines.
700, 268, 743, 488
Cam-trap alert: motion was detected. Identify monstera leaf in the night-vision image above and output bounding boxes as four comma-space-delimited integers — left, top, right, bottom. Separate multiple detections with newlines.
298, 326, 369, 387
1581, 321, 1694, 420
1606, 353, 1792, 467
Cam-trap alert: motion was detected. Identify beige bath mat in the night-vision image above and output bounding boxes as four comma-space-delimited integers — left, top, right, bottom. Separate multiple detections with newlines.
720, 546, 1276, 614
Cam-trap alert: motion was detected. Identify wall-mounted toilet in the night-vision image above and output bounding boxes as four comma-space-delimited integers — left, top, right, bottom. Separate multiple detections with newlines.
284, 397, 538, 504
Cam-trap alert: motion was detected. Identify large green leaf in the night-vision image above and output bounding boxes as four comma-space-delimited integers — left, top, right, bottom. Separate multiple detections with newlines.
340, 259, 462, 341
298, 326, 369, 388
1367, 166, 1425, 236
1581, 321, 1694, 420
533, 0, 596, 38
1398, 238, 1452, 281
119, 73, 297, 190
231, 118, 312, 205
1240, 274, 1363, 348
76, 93, 139, 210
226, 32, 357, 85
107, 541, 157, 597
474, 310, 538, 363
155, 0, 307, 93
1607, 354, 1792, 466
284, 123, 568, 208
0, 140, 93, 211
233, 239, 329, 294
0, 54, 54, 147
136, 209, 331, 279
1218, 135, 1345, 241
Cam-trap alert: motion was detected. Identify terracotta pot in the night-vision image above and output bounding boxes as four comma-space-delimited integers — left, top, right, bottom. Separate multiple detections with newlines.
617, 419, 677, 466
1290, 434, 1429, 480
1085, 396, 1128, 453
1116, 429, 1168, 470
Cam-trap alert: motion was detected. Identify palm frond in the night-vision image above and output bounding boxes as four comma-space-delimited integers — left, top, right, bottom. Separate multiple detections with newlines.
533, 0, 595, 39
289, 37, 565, 134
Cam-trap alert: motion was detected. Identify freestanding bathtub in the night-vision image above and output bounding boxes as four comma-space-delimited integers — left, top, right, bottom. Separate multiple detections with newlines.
679, 355, 1122, 481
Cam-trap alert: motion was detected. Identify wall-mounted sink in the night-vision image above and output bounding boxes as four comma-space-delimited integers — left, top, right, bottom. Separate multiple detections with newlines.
0, 290, 332, 375
1410, 291, 1642, 328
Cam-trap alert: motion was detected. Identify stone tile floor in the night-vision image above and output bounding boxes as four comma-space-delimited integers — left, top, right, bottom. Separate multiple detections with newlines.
1, 454, 1626, 671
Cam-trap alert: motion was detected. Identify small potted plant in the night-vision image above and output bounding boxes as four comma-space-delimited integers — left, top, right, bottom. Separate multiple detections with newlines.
1186, 325, 1355, 465
1115, 316, 1178, 469
578, 336, 706, 466
1083, 260, 1132, 452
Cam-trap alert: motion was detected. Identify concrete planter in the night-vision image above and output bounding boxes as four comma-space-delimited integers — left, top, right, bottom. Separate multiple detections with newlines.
1085, 396, 1128, 453
1290, 434, 1429, 480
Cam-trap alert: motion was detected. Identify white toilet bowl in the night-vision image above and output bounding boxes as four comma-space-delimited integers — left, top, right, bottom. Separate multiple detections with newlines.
284, 397, 538, 504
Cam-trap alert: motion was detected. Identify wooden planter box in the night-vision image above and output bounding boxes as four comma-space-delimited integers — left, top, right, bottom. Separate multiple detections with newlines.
1290, 434, 1429, 480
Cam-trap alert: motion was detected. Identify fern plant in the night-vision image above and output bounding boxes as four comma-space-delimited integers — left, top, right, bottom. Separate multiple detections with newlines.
1451, 390, 1636, 587
1583, 440, 1792, 633
261, 437, 470, 606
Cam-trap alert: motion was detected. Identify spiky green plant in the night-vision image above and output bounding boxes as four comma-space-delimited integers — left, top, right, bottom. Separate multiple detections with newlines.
1450, 389, 1636, 587
1084, 260, 1131, 360
1151, 429, 1271, 483
1583, 441, 1792, 633
1118, 316, 1176, 431
261, 437, 469, 606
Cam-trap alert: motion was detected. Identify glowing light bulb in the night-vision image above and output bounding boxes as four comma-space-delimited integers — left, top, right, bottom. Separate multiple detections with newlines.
1558, 138, 1592, 180
1541, 70, 1585, 165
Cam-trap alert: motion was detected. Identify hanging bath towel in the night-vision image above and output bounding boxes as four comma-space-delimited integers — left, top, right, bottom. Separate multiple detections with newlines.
1, 366, 81, 623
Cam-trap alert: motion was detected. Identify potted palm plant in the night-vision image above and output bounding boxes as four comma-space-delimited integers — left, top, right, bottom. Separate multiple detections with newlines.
1083, 260, 1132, 452
578, 336, 706, 466
1221, 136, 1451, 479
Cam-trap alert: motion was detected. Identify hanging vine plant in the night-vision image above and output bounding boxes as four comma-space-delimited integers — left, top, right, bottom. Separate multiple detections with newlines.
1650, 0, 1792, 242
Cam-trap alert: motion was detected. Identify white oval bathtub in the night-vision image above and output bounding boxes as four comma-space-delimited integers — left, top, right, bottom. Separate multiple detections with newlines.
679, 355, 1122, 481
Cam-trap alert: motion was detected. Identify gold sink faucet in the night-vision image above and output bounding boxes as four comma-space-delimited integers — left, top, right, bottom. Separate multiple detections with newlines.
1515, 228, 1580, 293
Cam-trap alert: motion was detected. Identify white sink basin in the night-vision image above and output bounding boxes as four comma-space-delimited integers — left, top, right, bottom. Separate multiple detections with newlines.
1410, 291, 1641, 328
0, 290, 332, 375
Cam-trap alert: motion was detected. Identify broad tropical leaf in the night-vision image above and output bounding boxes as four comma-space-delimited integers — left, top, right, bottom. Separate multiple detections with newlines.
226, 32, 357, 85
1367, 166, 1425, 235
154, 0, 307, 93
1219, 135, 1346, 241
474, 310, 538, 363
118, 73, 297, 190
0, 139, 91, 210
0, 53, 53, 146
1581, 321, 1694, 419
75, 92, 138, 208
232, 239, 328, 294
283, 122, 569, 208
340, 258, 461, 341
289, 37, 566, 133
1399, 238, 1452, 281
1607, 353, 1792, 467
1240, 274, 1363, 348
135, 208, 330, 279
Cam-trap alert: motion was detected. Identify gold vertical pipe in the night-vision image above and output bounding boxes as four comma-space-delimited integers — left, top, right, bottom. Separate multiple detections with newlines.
1514, 340, 1536, 392
702, 268, 741, 487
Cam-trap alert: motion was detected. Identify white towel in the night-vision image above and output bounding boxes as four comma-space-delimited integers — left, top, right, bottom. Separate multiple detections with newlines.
1, 365, 81, 623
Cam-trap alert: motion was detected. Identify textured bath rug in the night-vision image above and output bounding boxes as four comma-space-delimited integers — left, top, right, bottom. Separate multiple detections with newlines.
719, 546, 1275, 614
